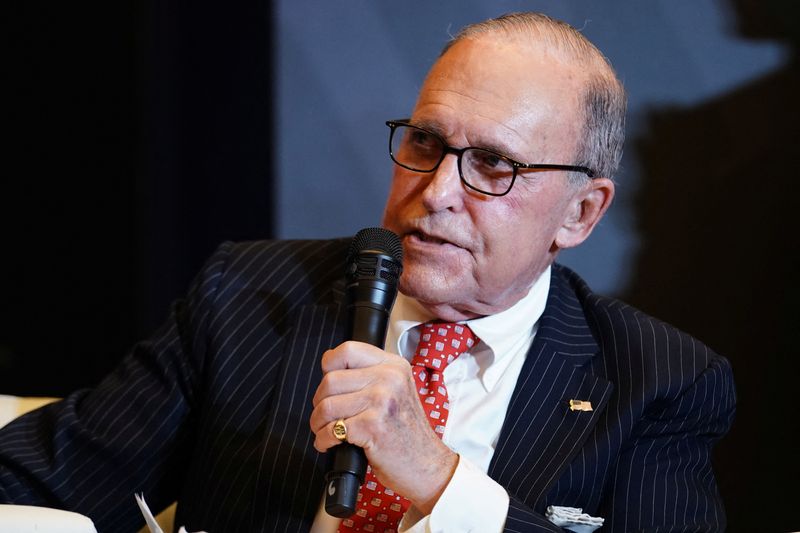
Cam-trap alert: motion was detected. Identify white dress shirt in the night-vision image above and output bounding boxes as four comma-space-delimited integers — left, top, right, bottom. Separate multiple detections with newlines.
311, 267, 551, 533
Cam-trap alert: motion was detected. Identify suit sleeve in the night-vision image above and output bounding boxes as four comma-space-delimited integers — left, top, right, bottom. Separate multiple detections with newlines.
595, 355, 735, 532
0, 241, 234, 531
502, 354, 734, 533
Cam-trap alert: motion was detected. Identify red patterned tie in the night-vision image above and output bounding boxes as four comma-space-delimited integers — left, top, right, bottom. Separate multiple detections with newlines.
338, 322, 479, 533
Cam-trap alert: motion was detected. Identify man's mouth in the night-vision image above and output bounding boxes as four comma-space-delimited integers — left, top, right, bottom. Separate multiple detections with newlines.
408, 231, 460, 248
413, 231, 446, 244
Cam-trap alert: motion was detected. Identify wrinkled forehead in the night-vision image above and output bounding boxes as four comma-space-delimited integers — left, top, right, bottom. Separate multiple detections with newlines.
413, 36, 586, 159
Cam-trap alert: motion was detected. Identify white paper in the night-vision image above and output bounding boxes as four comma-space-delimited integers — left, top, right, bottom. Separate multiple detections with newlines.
134, 494, 163, 533
135, 493, 208, 533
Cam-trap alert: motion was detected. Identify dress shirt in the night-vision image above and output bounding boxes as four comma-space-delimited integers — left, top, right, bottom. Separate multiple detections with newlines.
311, 267, 551, 533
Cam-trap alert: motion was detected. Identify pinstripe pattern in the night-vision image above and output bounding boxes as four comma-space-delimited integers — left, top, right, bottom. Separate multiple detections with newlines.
499, 265, 735, 532
0, 240, 734, 532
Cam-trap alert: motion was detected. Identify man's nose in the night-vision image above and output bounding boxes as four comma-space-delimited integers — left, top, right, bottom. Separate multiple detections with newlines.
420, 153, 465, 212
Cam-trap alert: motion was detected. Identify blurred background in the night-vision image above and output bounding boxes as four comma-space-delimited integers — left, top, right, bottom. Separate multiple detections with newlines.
3, 0, 797, 530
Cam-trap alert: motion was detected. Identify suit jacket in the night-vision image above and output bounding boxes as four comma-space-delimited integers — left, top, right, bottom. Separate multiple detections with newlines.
0, 239, 735, 532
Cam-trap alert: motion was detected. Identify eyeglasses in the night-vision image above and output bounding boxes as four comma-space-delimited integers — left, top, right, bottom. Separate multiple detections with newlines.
386, 119, 595, 197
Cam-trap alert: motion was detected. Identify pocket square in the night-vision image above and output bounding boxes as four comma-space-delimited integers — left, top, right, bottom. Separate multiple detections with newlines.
545, 505, 604, 533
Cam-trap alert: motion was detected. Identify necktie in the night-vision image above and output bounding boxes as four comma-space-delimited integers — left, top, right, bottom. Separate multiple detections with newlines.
338, 322, 479, 533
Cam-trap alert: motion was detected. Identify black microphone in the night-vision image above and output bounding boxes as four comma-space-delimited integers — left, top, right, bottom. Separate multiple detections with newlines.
324, 227, 403, 518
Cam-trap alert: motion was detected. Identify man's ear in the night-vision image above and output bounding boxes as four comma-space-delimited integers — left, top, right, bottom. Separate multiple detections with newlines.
554, 177, 615, 250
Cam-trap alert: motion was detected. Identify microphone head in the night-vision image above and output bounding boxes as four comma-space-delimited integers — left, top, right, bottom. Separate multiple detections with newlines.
346, 227, 403, 284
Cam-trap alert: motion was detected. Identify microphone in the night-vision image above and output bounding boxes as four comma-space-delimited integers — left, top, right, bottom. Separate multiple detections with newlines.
324, 227, 403, 518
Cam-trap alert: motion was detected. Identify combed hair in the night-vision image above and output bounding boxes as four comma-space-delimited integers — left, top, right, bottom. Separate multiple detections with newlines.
442, 12, 627, 182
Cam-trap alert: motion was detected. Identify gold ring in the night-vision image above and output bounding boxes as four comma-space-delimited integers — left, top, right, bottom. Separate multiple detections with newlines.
332, 418, 348, 442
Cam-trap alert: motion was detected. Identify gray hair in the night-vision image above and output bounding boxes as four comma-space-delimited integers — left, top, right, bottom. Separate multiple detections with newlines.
441, 12, 627, 182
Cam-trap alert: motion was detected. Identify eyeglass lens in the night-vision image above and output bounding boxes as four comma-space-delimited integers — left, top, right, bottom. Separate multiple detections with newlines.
390, 124, 515, 195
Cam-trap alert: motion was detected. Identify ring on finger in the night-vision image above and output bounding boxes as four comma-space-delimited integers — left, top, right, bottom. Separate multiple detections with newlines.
332, 418, 348, 442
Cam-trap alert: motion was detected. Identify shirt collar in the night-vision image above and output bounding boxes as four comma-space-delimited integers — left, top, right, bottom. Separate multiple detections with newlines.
386, 267, 551, 391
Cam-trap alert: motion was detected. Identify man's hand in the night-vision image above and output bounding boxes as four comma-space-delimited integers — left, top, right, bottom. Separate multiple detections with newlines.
310, 340, 458, 514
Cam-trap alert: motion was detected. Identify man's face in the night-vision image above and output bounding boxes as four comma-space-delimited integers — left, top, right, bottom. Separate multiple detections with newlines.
382, 37, 591, 320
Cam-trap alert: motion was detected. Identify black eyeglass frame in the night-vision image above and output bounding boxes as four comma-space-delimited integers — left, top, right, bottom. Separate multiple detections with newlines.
386, 118, 596, 197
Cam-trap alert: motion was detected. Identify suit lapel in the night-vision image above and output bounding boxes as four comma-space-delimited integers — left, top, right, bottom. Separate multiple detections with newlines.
488, 267, 614, 509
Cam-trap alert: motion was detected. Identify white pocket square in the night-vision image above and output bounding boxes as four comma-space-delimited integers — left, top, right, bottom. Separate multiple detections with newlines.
545, 505, 604, 533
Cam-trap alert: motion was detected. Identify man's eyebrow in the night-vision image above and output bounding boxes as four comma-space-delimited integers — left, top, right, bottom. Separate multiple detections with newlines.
476, 139, 526, 162
408, 119, 527, 162
407, 119, 448, 138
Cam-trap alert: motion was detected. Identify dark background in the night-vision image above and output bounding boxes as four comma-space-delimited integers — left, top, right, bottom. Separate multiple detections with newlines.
3, 1, 797, 531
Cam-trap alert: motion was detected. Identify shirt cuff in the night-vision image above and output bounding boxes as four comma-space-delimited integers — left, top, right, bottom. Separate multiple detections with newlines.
398, 455, 508, 533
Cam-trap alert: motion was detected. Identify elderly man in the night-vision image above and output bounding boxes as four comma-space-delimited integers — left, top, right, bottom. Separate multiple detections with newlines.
0, 12, 733, 533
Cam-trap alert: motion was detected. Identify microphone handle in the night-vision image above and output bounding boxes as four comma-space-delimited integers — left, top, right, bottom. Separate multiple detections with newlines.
324, 302, 390, 518
324, 443, 367, 517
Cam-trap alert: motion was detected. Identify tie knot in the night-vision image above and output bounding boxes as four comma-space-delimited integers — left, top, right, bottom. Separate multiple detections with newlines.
411, 322, 479, 372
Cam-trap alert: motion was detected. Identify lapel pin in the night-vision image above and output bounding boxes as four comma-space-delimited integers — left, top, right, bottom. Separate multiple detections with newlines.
569, 399, 593, 412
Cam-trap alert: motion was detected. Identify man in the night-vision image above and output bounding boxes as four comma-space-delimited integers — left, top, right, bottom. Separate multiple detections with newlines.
0, 12, 734, 532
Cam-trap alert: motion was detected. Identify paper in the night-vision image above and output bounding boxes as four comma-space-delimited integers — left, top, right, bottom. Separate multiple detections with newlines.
135, 494, 208, 533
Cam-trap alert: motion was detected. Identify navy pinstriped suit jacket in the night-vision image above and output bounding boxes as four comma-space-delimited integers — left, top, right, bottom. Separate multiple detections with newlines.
0, 239, 735, 532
